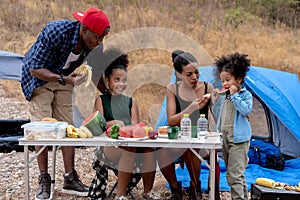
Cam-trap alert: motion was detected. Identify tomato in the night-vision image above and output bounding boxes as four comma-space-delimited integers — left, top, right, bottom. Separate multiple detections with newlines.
105, 126, 112, 137
119, 127, 127, 137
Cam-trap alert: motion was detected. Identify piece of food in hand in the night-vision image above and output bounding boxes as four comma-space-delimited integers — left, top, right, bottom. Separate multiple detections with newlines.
216, 88, 229, 95
110, 124, 120, 139
203, 93, 211, 99
158, 126, 168, 135
132, 127, 146, 138
74, 62, 92, 87
41, 117, 58, 122
148, 129, 158, 139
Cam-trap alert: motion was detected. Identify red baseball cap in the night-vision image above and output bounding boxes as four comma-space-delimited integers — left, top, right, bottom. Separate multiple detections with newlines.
73, 7, 110, 36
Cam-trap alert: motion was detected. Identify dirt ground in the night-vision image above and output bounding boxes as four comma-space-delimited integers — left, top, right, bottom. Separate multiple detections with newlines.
0, 147, 249, 200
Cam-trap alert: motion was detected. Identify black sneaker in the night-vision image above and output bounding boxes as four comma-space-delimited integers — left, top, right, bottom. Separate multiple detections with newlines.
62, 169, 89, 196
169, 181, 182, 200
35, 171, 51, 200
188, 181, 202, 200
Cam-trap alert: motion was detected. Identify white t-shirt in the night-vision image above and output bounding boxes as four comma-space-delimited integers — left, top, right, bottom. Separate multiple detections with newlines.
62, 52, 81, 69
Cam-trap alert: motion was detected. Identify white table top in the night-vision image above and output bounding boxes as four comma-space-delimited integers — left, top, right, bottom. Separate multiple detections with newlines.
19, 135, 222, 149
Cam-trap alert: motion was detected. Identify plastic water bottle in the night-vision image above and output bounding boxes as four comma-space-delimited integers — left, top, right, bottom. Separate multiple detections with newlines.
180, 114, 192, 139
197, 114, 208, 141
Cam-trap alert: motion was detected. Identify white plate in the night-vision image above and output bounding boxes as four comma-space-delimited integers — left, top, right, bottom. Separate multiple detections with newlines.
118, 136, 148, 141
207, 132, 222, 137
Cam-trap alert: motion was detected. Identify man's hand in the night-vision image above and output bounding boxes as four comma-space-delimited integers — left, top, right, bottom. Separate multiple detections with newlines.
73, 73, 88, 86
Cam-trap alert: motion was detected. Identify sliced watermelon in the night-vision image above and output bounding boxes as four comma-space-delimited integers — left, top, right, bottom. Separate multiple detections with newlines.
82, 111, 107, 136
217, 88, 229, 95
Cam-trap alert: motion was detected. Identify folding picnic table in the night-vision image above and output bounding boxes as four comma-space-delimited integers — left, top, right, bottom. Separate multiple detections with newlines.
19, 135, 222, 200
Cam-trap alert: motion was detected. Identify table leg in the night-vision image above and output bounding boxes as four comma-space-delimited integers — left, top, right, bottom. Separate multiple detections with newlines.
24, 145, 29, 200
209, 149, 216, 200
189, 148, 215, 200
50, 145, 57, 199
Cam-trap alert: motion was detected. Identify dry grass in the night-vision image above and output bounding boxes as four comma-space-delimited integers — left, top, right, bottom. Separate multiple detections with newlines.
1, 0, 299, 125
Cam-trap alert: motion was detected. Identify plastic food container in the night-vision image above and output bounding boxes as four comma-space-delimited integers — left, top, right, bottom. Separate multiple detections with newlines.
22, 122, 68, 140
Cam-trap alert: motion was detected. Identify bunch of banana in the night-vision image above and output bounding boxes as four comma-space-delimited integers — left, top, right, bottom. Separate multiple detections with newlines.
66, 125, 93, 138
74, 62, 92, 87
143, 126, 154, 136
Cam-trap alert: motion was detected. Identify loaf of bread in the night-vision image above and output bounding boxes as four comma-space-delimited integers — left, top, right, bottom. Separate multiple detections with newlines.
158, 126, 168, 135
41, 117, 58, 122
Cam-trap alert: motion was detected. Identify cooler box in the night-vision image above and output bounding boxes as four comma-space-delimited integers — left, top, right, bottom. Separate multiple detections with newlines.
251, 184, 300, 200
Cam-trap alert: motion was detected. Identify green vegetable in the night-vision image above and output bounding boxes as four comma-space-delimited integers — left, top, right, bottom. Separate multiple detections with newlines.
110, 124, 120, 139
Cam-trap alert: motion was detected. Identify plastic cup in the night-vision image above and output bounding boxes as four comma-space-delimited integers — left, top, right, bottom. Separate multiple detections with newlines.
192, 126, 197, 138
168, 126, 179, 139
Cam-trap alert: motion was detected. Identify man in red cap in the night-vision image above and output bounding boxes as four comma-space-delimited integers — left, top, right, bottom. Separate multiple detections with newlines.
21, 7, 110, 200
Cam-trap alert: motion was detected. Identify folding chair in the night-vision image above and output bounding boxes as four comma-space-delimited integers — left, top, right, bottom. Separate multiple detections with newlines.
107, 169, 142, 199
89, 159, 142, 200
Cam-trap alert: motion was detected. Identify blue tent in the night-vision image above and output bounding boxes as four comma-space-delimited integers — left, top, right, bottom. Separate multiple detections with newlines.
0, 50, 23, 81
0, 50, 28, 152
156, 66, 300, 158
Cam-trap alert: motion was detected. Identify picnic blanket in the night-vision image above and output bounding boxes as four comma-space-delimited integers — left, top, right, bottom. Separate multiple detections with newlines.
172, 158, 300, 192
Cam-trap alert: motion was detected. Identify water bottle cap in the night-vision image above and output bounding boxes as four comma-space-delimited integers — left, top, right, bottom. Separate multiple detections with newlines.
200, 114, 206, 118
183, 113, 189, 117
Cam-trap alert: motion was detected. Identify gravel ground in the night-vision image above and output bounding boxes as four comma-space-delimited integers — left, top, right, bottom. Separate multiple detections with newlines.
0, 147, 237, 200
0, 80, 243, 200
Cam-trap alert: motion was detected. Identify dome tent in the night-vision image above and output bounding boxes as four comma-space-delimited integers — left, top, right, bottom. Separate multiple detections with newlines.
156, 66, 300, 158
0, 50, 29, 152
0, 50, 23, 81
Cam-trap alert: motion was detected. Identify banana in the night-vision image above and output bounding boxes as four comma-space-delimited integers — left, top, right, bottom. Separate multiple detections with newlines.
69, 131, 79, 138
66, 124, 92, 139
79, 126, 93, 138
74, 62, 92, 87
67, 125, 79, 138
77, 128, 87, 139
143, 126, 153, 136
67, 125, 76, 135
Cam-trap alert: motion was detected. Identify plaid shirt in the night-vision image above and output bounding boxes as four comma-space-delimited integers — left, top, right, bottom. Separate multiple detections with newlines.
21, 20, 91, 100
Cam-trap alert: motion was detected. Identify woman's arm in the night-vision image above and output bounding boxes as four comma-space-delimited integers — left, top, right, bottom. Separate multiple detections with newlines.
94, 97, 104, 115
131, 99, 140, 125
166, 86, 197, 126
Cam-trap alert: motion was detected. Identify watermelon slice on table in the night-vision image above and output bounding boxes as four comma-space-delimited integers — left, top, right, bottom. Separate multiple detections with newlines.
82, 111, 107, 136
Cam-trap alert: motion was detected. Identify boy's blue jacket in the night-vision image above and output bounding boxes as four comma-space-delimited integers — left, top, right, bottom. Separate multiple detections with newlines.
211, 87, 253, 143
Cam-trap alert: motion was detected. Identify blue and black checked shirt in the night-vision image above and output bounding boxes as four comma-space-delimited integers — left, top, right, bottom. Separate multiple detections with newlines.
21, 20, 91, 100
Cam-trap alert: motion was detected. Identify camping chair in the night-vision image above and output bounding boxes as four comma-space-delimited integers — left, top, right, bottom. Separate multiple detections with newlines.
107, 168, 142, 199
89, 154, 142, 200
